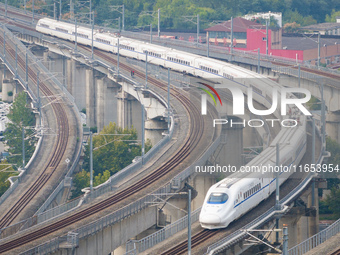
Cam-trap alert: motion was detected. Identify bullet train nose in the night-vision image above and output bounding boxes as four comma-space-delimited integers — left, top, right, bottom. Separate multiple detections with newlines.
200, 214, 221, 224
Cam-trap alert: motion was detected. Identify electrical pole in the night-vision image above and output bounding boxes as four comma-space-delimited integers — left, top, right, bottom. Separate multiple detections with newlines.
90, 131, 93, 192
230, 17, 233, 54
75, 18, 77, 52
145, 51, 148, 89
266, 19, 269, 55
275, 142, 280, 244
188, 189, 192, 255
91, 11, 94, 59
317, 33, 321, 69
117, 38, 120, 76
141, 104, 145, 164
150, 23, 152, 43
89, 0, 92, 25
22, 127, 25, 169
25, 48, 28, 86
207, 33, 209, 57
158, 8, 160, 37
122, 4, 125, 31
118, 16, 121, 33
54, 2, 56, 20
15, 44, 18, 78
197, 14, 199, 47
37, 71, 41, 127
32, 0, 35, 23
275, 143, 280, 210
257, 48, 260, 74
70, 0, 74, 20
167, 68, 170, 132
298, 64, 301, 87
59, 0, 62, 19
283, 226, 288, 255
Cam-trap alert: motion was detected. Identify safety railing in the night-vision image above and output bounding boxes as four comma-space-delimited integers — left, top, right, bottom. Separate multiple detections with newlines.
0, 24, 82, 235
171, 135, 221, 188
127, 207, 201, 253
19, 118, 220, 254
271, 65, 339, 88
288, 218, 340, 255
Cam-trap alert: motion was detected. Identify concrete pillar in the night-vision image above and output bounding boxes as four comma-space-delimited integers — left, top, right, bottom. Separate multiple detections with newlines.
162, 194, 188, 222
307, 184, 319, 237
117, 92, 139, 131
2, 79, 14, 102
0, 64, 4, 91
86, 68, 96, 128
66, 59, 75, 96
145, 119, 167, 147
192, 175, 216, 211
104, 81, 119, 127
43, 50, 51, 70
96, 77, 105, 132
326, 112, 340, 143
217, 116, 244, 173
117, 90, 128, 129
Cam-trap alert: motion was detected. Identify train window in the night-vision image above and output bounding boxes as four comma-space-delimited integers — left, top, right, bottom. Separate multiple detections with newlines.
208, 193, 229, 204
41, 24, 49, 28
56, 27, 68, 34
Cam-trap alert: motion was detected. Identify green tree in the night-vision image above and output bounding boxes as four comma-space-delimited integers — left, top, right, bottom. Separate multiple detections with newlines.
324, 186, 340, 219
0, 160, 16, 197
71, 122, 152, 198
325, 10, 340, 23
94, 170, 111, 186
4, 92, 36, 168
71, 170, 90, 198
325, 137, 340, 189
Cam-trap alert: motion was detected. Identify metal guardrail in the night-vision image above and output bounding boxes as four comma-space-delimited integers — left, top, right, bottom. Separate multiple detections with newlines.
288, 218, 340, 255
19, 115, 220, 254
0, 24, 82, 235
127, 207, 201, 253
272, 66, 339, 88
0, 36, 176, 239
0, 25, 42, 207
121, 30, 340, 75
171, 136, 221, 188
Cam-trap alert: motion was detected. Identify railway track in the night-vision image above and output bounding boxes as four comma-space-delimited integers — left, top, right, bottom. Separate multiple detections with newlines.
0, 43, 206, 253
160, 229, 219, 255
0, 15, 333, 254
0, 32, 70, 229
330, 247, 340, 255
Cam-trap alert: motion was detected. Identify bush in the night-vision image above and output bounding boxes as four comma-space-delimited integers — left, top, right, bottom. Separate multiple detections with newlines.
7, 91, 13, 97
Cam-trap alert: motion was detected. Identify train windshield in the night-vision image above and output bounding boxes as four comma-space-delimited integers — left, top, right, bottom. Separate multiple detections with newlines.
207, 193, 228, 204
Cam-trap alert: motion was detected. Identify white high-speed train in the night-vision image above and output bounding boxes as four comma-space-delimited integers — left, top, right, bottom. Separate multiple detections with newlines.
36, 18, 308, 229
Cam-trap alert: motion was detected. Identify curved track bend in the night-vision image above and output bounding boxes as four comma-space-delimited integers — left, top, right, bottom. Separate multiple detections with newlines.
0, 45, 211, 254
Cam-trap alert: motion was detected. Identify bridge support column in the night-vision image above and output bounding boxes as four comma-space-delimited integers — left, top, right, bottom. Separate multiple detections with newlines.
145, 119, 167, 147
117, 91, 129, 129
216, 116, 244, 172
326, 112, 340, 143
85, 68, 96, 128
67, 60, 86, 111
191, 175, 216, 211
104, 80, 119, 127
117, 91, 140, 131
2, 79, 14, 102
95, 74, 106, 132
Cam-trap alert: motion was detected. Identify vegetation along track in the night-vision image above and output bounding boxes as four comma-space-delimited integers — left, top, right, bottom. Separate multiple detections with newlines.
0, 33, 70, 229
0, 45, 205, 253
